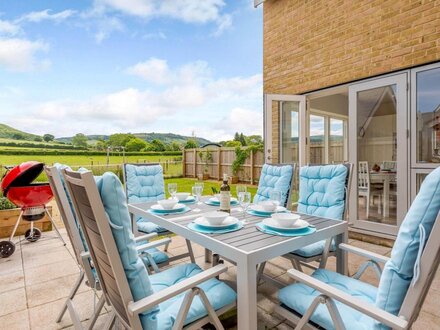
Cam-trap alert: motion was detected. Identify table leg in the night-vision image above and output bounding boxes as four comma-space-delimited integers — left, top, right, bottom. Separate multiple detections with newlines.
335, 231, 348, 275
204, 248, 212, 263
383, 177, 390, 218
237, 259, 258, 330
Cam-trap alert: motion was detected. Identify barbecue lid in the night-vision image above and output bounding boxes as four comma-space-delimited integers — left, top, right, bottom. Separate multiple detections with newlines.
1, 161, 45, 194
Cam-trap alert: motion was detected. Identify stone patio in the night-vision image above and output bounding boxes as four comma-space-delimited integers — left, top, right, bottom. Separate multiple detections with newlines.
1, 224, 440, 329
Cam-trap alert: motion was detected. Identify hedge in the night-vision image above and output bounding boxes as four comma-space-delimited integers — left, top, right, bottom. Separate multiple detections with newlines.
0, 149, 182, 156
0, 141, 86, 150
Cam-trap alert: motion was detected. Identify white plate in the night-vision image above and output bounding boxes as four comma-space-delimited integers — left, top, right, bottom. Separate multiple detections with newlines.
262, 217, 309, 231
150, 203, 186, 212
194, 216, 239, 228
208, 197, 238, 203
250, 204, 286, 213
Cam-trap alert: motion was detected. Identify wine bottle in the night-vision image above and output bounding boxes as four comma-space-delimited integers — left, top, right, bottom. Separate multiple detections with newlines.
219, 173, 231, 213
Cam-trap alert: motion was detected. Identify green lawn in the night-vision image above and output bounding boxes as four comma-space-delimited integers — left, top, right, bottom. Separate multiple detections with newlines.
163, 177, 258, 199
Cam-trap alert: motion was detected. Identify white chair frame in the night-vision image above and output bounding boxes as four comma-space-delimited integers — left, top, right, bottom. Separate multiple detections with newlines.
358, 161, 383, 218
123, 162, 196, 264
274, 211, 440, 330
63, 169, 236, 330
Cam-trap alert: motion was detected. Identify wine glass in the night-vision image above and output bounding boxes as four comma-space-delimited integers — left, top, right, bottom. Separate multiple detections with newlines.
238, 191, 251, 222
270, 190, 282, 213
195, 182, 204, 196
192, 185, 203, 204
168, 183, 177, 200
236, 185, 247, 199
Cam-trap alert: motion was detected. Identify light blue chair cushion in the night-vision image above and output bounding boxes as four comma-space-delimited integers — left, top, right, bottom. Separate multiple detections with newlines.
253, 164, 294, 207
95, 172, 159, 328
150, 263, 237, 329
279, 269, 376, 330
291, 165, 347, 258
297, 164, 348, 220
375, 166, 440, 321
125, 164, 167, 233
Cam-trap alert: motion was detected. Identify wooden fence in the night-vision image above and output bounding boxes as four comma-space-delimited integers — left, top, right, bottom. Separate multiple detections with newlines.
183, 147, 264, 184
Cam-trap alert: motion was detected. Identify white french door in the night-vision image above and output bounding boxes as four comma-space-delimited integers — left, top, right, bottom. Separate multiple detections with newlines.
264, 94, 306, 166
348, 74, 408, 235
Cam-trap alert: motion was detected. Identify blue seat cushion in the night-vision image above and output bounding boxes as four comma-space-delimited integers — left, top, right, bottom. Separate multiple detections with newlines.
137, 217, 168, 234
290, 239, 336, 258
253, 164, 294, 207
149, 263, 237, 329
297, 165, 348, 220
96, 172, 159, 327
279, 269, 376, 330
375, 166, 440, 321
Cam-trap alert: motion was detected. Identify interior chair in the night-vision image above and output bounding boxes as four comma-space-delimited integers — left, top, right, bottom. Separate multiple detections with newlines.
257, 164, 352, 283
274, 165, 440, 330
123, 163, 195, 264
358, 161, 383, 218
46, 165, 172, 329
63, 169, 237, 330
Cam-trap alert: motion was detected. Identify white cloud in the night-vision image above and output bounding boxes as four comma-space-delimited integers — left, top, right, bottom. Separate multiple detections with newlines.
0, 38, 50, 71
0, 20, 21, 36
142, 31, 166, 40
94, 16, 124, 43
8, 58, 262, 140
17, 9, 77, 23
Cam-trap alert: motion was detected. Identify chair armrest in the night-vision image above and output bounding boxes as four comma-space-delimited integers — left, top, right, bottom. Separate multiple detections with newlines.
127, 264, 229, 316
286, 269, 408, 330
339, 243, 390, 264
135, 237, 172, 253
134, 233, 158, 243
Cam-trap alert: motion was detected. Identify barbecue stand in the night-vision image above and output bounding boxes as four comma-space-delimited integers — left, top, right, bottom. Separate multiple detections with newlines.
0, 161, 65, 257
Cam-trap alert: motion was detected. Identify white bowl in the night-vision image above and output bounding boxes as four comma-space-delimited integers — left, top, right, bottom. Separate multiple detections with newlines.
271, 212, 301, 228
203, 211, 229, 225
175, 192, 191, 201
259, 200, 277, 212
157, 199, 178, 210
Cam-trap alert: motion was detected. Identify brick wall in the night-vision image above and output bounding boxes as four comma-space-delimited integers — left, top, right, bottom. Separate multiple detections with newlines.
264, 0, 440, 160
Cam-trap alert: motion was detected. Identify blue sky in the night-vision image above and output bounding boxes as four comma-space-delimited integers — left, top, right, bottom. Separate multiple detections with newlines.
0, 0, 262, 141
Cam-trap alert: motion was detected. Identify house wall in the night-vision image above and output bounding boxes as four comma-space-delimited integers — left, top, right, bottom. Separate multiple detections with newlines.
264, 0, 440, 160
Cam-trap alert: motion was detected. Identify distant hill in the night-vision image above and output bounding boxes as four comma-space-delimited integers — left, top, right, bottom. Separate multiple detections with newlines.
0, 124, 41, 141
57, 133, 211, 146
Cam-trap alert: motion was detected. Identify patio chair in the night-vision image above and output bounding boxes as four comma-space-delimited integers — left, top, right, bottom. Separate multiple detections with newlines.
123, 163, 195, 264
46, 166, 171, 329
63, 169, 237, 330
274, 165, 440, 330
358, 161, 383, 218
257, 164, 352, 282
253, 163, 296, 209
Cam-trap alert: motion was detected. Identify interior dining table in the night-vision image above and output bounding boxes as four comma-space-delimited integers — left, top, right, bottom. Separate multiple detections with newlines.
128, 197, 348, 330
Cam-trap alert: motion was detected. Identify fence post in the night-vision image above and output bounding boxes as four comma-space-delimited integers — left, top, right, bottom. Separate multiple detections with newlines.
193, 148, 197, 178
250, 149, 254, 185
182, 150, 186, 178
217, 149, 221, 180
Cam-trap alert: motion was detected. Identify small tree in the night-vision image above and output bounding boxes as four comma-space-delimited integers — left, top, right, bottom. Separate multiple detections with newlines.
43, 134, 55, 142
95, 140, 107, 151
34, 136, 43, 142
148, 139, 166, 152
225, 140, 241, 148
198, 149, 213, 174
232, 146, 249, 177
126, 137, 147, 152
184, 139, 198, 149
72, 133, 88, 148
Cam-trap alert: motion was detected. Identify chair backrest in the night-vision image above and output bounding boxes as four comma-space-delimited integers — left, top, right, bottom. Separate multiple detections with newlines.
63, 169, 158, 329
123, 163, 165, 204
374, 166, 440, 327
381, 161, 396, 172
358, 161, 370, 189
253, 163, 295, 208
45, 165, 85, 265
297, 163, 351, 220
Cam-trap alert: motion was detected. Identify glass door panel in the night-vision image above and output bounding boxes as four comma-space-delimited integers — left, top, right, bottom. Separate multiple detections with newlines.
281, 101, 299, 163
309, 115, 325, 164
329, 118, 346, 163
349, 74, 407, 235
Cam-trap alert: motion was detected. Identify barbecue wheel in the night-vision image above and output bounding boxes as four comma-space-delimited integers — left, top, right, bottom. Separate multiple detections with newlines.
25, 228, 42, 242
0, 241, 15, 258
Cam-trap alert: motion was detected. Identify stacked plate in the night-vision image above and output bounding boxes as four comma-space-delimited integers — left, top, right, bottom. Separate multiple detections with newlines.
150, 199, 189, 215
257, 213, 315, 236
189, 211, 243, 234
204, 196, 239, 206
247, 203, 287, 217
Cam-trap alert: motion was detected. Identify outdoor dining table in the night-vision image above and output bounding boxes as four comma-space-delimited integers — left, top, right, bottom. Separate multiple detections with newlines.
128, 197, 348, 330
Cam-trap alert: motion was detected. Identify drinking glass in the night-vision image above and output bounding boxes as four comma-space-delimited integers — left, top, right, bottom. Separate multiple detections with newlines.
236, 185, 247, 199
192, 185, 203, 204
270, 190, 282, 213
168, 183, 177, 200
238, 191, 251, 222
195, 182, 204, 195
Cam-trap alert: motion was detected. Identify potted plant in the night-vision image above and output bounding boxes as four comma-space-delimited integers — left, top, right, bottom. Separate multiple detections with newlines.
231, 147, 249, 184
198, 149, 213, 180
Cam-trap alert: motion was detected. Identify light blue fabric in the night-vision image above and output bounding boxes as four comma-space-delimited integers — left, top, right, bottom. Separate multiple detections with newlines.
253, 164, 294, 207
150, 263, 237, 329
279, 269, 376, 330
297, 165, 347, 220
125, 164, 167, 233
292, 164, 347, 258
96, 172, 236, 329
375, 166, 440, 327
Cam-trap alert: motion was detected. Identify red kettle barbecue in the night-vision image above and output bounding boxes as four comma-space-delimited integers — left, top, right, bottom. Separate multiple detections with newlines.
0, 161, 65, 258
